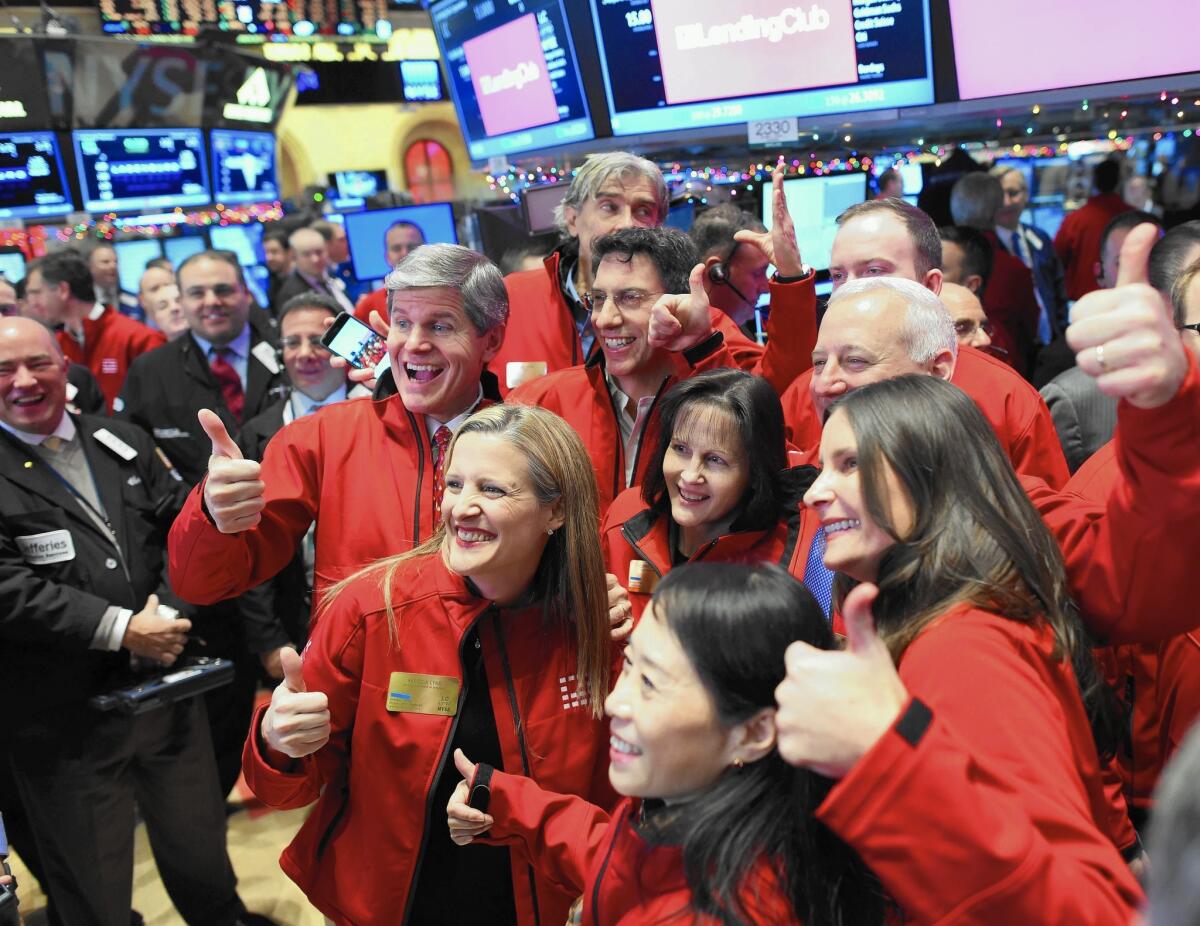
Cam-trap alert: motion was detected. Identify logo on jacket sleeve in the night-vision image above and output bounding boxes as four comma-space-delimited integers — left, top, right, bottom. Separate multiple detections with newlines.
559, 675, 590, 712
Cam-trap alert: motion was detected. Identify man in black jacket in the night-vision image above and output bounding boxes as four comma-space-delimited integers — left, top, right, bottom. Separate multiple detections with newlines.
0, 317, 245, 924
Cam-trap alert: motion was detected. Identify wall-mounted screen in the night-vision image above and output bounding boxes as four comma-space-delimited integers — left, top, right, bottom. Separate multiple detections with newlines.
429, 0, 596, 161
0, 39, 53, 131
949, 0, 1197, 100
522, 183, 568, 235
344, 203, 457, 282
761, 173, 868, 274
590, 0, 935, 136
329, 169, 388, 201
400, 59, 443, 102
0, 132, 75, 221
0, 248, 27, 284
163, 233, 207, 267
73, 127, 210, 213
114, 238, 165, 294
71, 42, 205, 128
209, 222, 265, 267
210, 128, 278, 204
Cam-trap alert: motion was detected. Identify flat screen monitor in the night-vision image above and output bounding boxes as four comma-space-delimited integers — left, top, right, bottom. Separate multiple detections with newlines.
590, 0, 935, 137
0, 132, 75, 221
72, 128, 210, 214
428, 0, 596, 161
209, 222, 265, 267
344, 203, 457, 282
949, 0, 1197, 100
0, 249, 27, 284
761, 173, 868, 275
163, 234, 208, 267
210, 129, 278, 205
400, 59, 444, 102
522, 183, 568, 235
329, 170, 388, 201
114, 238, 166, 294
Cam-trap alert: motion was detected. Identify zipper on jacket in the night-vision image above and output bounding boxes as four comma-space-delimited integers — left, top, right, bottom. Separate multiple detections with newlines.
314, 773, 351, 860
590, 815, 623, 926
407, 409, 426, 544
623, 534, 664, 582
401, 606, 491, 925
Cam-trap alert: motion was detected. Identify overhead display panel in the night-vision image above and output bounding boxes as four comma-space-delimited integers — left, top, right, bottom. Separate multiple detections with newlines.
99, 0, 388, 36
0, 132, 75, 221
71, 41, 206, 128
429, 0, 596, 161
590, 0, 935, 136
210, 128, 278, 204
73, 127, 210, 213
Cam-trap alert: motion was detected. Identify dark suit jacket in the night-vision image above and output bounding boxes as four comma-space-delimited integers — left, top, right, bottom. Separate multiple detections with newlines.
67, 363, 106, 416
0, 415, 187, 716
1040, 365, 1118, 474
274, 270, 334, 314
999, 223, 1070, 339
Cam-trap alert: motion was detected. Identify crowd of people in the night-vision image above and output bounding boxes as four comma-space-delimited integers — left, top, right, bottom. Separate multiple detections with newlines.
2, 147, 1200, 926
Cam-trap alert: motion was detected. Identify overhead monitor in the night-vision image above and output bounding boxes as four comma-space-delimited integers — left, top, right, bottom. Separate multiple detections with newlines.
99, 0, 389, 36
0, 248, 27, 285
344, 203, 457, 282
114, 238, 166, 294
209, 222, 265, 268
73, 127, 210, 214
399, 59, 444, 102
210, 128, 278, 204
949, 0, 1197, 100
0, 131, 75, 221
522, 183, 568, 235
590, 0, 935, 136
761, 173, 868, 275
163, 234, 208, 267
0, 38, 53, 131
428, 0, 596, 161
329, 169, 388, 202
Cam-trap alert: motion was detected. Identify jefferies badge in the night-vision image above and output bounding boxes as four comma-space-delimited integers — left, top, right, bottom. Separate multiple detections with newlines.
386, 672, 460, 716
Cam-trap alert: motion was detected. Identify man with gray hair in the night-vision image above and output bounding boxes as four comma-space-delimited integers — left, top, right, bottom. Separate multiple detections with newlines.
950, 171, 1042, 375
168, 244, 510, 618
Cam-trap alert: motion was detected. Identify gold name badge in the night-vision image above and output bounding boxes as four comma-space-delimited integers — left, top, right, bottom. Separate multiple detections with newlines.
386, 672, 461, 716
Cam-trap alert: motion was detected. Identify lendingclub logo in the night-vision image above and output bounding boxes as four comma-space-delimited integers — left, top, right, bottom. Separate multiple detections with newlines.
674, 4, 834, 50
479, 60, 541, 96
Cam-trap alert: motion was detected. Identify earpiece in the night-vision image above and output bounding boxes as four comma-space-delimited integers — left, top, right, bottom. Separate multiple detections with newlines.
707, 242, 751, 308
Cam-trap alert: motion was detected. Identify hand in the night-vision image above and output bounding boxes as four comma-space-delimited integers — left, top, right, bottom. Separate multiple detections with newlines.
326, 310, 387, 392
447, 748, 493, 845
774, 583, 908, 778
198, 409, 264, 533
260, 646, 287, 681
734, 167, 804, 277
122, 594, 192, 666
607, 573, 633, 642
261, 646, 330, 759
648, 264, 715, 353
1066, 223, 1188, 409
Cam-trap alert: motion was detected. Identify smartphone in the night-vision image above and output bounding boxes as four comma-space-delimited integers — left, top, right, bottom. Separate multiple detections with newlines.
321, 312, 391, 378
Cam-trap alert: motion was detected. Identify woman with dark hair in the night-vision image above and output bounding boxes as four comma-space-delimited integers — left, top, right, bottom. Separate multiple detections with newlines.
776, 374, 1143, 923
602, 368, 816, 623
449, 563, 883, 925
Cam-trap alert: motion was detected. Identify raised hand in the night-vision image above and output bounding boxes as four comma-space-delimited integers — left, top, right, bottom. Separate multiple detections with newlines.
734, 166, 804, 277
607, 573, 633, 642
1066, 223, 1188, 409
327, 309, 388, 391
648, 263, 716, 353
261, 646, 331, 759
447, 748, 494, 846
774, 583, 908, 778
199, 409, 264, 533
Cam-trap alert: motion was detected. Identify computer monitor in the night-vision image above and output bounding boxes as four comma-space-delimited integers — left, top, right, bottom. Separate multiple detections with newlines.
399, 60, 443, 102
522, 183, 568, 235
72, 128, 210, 214
210, 129, 279, 205
163, 235, 208, 267
344, 203, 457, 282
209, 223, 265, 268
0, 249, 27, 285
114, 239, 167, 295
761, 173, 868, 275
329, 170, 388, 201
0, 132, 75, 221
428, 0, 596, 161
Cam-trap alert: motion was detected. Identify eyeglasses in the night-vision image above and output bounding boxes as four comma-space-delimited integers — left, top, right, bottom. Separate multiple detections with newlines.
953, 318, 995, 338
581, 289, 665, 314
281, 335, 331, 352
183, 284, 242, 301
1179, 322, 1200, 337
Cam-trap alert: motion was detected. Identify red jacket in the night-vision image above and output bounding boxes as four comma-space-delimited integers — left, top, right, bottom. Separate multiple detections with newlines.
58, 305, 166, 411
600, 484, 812, 623
479, 773, 799, 925
496, 247, 817, 396
1054, 193, 1134, 301
979, 229, 1042, 377
352, 286, 388, 328
817, 606, 1144, 924
1155, 631, 1200, 765
781, 345, 1071, 489
241, 553, 611, 926
169, 387, 495, 607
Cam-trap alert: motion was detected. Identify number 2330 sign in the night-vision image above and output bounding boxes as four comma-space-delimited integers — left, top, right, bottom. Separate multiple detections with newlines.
747, 117, 800, 145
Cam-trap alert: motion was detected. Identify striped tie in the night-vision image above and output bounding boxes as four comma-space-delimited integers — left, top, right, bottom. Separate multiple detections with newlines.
802, 526, 835, 620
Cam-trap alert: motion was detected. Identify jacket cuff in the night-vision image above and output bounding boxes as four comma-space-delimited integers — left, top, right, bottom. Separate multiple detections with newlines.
1116, 351, 1200, 464
682, 329, 725, 365
771, 268, 815, 285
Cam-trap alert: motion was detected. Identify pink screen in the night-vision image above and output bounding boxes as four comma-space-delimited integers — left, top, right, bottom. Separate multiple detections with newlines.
951, 0, 1198, 100
463, 13, 561, 138
651, 1, 858, 106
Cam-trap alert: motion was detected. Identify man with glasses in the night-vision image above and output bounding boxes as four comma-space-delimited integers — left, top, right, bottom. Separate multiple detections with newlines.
941, 282, 995, 351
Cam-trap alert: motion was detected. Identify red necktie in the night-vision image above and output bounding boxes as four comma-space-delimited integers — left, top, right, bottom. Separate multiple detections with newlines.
210, 348, 245, 423
432, 425, 453, 526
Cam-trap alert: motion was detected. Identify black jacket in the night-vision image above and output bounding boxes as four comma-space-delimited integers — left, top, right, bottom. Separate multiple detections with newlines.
0, 415, 187, 716
273, 270, 337, 315
115, 312, 286, 487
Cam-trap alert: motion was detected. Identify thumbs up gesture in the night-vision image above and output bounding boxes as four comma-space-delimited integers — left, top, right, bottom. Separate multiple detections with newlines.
447, 749, 494, 845
648, 263, 716, 353
261, 646, 331, 759
1066, 223, 1188, 409
774, 583, 909, 778
198, 408, 265, 533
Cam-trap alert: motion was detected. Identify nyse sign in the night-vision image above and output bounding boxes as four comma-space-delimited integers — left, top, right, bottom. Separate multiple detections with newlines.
74, 45, 205, 128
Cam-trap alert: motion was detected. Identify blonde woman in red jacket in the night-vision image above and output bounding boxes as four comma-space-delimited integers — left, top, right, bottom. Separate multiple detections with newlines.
449, 563, 883, 925
776, 374, 1144, 924
243, 405, 613, 926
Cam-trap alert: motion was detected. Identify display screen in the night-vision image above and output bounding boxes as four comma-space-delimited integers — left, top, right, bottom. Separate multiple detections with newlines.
761, 173, 868, 274
522, 182, 568, 234
73, 127, 210, 213
163, 233, 207, 266
209, 222, 265, 267
0, 250, 27, 284
344, 203, 457, 282
99, 0, 389, 36
0, 132, 75, 221
400, 59, 444, 102
591, 0, 935, 136
0, 39, 53, 131
329, 169, 388, 201
949, 0, 1197, 100
210, 129, 278, 204
114, 238, 165, 293
429, 0, 595, 161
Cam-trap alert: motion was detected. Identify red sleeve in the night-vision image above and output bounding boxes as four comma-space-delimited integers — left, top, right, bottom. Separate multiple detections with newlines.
168, 416, 323, 604
1009, 390, 1071, 490
1158, 632, 1200, 762
241, 589, 367, 809
476, 769, 613, 898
